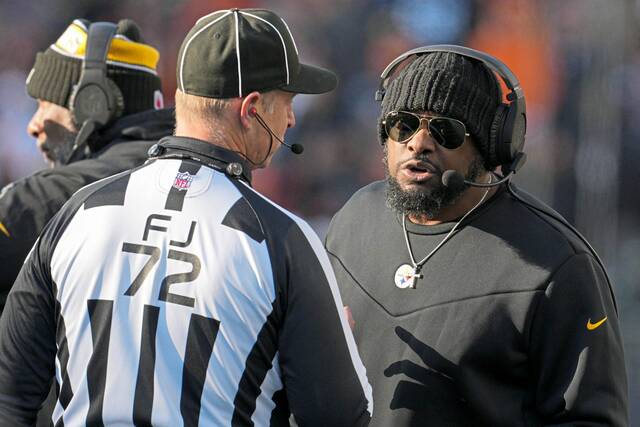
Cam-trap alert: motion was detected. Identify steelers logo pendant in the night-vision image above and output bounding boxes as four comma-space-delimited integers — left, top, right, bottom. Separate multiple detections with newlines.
394, 264, 422, 289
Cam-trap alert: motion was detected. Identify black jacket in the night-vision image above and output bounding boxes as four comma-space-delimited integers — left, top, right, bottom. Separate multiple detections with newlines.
326, 181, 628, 427
0, 108, 174, 310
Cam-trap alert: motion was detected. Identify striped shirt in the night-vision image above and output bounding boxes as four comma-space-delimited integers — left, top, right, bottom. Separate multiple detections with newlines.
0, 136, 372, 427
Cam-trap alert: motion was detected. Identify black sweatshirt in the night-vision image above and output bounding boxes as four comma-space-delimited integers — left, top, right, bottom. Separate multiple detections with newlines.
0, 108, 175, 312
325, 180, 628, 427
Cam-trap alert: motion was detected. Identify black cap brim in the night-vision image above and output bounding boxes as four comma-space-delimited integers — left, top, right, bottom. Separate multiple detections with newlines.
279, 63, 337, 94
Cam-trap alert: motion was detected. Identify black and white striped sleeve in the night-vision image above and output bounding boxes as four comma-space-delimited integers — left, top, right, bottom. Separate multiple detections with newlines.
278, 219, 373, 426
230, 181, 373, 426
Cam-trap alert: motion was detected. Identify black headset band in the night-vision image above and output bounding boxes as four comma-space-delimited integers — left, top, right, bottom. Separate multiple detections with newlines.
83, 23, 117, 73
376, 44, 524, 105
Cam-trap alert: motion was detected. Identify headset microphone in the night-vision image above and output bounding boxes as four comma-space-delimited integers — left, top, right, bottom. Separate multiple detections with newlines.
442, 152, 527, 191
442, 169, 510, 191
249, 107, 304, 154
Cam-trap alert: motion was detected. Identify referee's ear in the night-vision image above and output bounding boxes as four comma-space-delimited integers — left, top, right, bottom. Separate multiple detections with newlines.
239, 91, 261, 129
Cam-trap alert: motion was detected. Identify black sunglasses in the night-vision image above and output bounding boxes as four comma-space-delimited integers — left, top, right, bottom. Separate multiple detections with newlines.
383, 111, 470, 149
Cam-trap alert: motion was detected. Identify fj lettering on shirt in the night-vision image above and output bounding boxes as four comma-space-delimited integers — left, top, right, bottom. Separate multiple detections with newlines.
0, 138, 372, 426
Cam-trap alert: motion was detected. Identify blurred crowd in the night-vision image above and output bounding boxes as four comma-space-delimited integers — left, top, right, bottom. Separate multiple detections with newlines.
1, 0, 638, 422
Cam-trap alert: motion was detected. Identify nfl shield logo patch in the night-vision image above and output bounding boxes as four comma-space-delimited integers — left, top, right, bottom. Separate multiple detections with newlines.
173, 171, 194, 191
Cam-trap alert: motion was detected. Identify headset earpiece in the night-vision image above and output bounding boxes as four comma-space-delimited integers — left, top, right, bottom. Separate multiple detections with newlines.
69, 22, 123, 130
107, 79, 125, 119
489, 96, 527, 169
69, 74, 123, 127
504, 97, 527, 164
489, 104, 509, 167
249, 107, 257, 117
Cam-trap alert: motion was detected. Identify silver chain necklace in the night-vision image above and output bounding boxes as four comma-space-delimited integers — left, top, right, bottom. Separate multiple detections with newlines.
394, 175, 493, 289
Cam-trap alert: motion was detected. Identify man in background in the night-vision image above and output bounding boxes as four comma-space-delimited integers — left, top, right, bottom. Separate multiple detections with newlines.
0, 18, 174, 312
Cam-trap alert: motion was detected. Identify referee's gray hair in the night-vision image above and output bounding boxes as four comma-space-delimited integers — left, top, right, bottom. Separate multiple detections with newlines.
175, 89, 277, 124
175, 89, 232, 121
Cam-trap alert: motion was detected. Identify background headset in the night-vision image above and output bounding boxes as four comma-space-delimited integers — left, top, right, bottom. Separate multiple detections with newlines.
376, 45, 618, 313
376, 44, 527, 174
66, 22, 124, 163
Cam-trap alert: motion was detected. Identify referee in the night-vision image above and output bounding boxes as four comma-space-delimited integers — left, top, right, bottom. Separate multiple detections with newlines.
0, 8, 372, 426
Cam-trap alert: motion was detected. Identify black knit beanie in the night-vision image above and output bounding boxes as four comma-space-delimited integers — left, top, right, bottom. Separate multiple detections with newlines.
378, 52, 502, 168
26, 19, 163, 116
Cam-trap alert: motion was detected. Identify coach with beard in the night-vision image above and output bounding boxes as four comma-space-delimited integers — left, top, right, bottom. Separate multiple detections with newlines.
325, 46, 628, 426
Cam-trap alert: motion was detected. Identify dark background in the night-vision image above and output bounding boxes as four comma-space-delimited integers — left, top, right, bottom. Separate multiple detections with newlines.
1, 0, 638, 423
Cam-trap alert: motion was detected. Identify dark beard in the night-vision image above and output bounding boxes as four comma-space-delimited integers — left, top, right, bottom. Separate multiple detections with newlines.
384, 148, 485, 220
